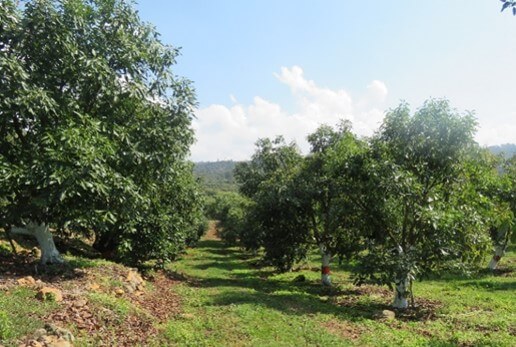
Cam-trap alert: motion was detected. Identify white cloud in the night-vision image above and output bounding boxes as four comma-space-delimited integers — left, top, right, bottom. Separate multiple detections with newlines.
275, 66, 354, 123
475, 116, 516, 147
366, 80, 388, 103
274, 66, 315, 93
191, 66, 388, 161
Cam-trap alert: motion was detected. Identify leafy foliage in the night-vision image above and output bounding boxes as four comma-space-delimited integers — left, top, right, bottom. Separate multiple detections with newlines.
500, 0, 516, 15
210, 191, 253, 246
354, 100, 492, 287
465, 150, 515, 247
306, 122, 369, 261
0, 0, 203, 265
233, 99, 497, 306
235, 137, 307, 270
234, 124, 369, 272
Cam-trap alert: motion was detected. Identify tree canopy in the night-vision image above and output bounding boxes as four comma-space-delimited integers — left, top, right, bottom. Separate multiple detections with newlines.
0, 0, 204, 265
352, 100, 491, 307
228, 99, 499, 308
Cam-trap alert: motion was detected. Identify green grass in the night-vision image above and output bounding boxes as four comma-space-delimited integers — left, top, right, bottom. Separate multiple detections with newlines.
0, 287, 59, 344
66, 255, 116, 269
0, 236, 514, 346
165, 240, 516, 346
87, 292, 134, 321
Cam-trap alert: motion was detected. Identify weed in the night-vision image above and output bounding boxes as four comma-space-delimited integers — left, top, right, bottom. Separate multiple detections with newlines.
0, 287, 59, 343
88, 292, 133, 321
0, 310, 13, 340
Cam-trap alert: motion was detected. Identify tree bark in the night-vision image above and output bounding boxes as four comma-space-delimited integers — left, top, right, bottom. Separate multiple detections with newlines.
319, 244, 332, 286
11, 222, 64, 264
393, 275, 410, 309
488, 244, 505, 270
4, 226, 17, 254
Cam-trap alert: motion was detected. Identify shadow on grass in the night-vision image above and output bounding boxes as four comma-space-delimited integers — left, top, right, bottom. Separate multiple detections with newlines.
425, 268, 515, 292
195, 240, 241, 256
54, 236, 101, 259
477, 267, 514, 277
192, 260, 250, 271
209, 285, 387, 321
456, 279, 516, 292
179, 239, 442, 322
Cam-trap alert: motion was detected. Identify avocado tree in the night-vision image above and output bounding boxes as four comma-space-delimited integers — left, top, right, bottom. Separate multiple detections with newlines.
210, 191, 253, 246
486, 155, 516, 270
353, 100, 492, 308
235, 137, 307, 271
0, 0, 202, 265
235, 126, 367, 285
297, 123, 367, 285
450, 147, 515, 271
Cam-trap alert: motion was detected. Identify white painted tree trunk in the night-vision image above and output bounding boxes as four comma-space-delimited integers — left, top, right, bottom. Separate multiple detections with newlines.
11, 222, 63, 264
393, 275, 410, 309
319, 244, 332, 286
488, 245, 504, 270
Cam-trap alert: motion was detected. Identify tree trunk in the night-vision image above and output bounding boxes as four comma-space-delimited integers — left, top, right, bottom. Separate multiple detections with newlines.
488, 223, 510, 270
11, 222, 64, 264
319, 244, 332, 286
393, 275, 410, 309
4, 226, 17, 255
488, 244, 505, 270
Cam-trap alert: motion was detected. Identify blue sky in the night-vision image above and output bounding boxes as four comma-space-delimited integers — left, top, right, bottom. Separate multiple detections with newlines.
136, 1, 516, 161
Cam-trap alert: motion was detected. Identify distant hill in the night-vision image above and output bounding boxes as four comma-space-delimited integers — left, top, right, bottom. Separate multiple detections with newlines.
488, 143, 516, 158
192, 144, 516, 192
194, 161, 240, 192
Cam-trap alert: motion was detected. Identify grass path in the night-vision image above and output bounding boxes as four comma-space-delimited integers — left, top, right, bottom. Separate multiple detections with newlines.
0, 230, 514, 346
164, 237, 516, 346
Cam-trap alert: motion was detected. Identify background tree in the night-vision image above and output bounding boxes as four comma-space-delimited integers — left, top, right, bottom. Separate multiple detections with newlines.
484, 155, 516, 270
235, 126, 367, 285
297, 123, 366, 285
353, 100, 492, 308
0, 0, 203, 265
210, 191, 253, 246
235, 137, 307, 271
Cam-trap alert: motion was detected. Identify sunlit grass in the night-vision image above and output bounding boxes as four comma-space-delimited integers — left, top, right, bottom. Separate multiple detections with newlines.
0, 287, 59, 343
0, 237, 514, 346
165, 240, 516, 346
